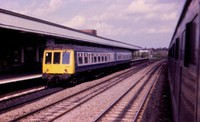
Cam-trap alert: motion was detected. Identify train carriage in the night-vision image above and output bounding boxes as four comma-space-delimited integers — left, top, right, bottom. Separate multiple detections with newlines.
42, 44, 133, 86
168, 1, 200, 122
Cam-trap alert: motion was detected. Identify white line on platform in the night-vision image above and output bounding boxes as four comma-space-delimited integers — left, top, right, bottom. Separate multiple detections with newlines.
0, 74, 42, 85
0, 86, 46, 102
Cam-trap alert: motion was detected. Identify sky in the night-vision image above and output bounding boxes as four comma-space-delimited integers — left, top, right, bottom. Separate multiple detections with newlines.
0, 0, 185, 48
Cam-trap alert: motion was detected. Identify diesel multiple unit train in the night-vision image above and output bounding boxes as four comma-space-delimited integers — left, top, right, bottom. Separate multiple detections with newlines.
42, 44, 133, 86
168, 1, 200, 122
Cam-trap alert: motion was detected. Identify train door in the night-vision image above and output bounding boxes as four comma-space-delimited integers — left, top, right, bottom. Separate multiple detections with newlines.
197, 5, 200, 122
171, 38, 181, 122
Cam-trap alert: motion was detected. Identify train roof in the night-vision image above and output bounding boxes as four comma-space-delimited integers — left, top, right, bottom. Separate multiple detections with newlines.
169, 1, 190, 47
45, 44, 131, 52
0, 8, 141, 51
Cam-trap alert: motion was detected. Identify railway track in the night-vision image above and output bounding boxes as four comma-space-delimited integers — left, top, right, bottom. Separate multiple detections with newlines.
0, 61, 150, 122
0, 61, 149, 114
94, 61, 163, 122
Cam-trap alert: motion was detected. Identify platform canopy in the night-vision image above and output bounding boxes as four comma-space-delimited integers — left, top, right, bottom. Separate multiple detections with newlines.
0, 8, 141, 50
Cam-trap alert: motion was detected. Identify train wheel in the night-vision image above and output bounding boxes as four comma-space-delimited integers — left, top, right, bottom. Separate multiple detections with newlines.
70, 78, 78, 84
47, 79, 55, 87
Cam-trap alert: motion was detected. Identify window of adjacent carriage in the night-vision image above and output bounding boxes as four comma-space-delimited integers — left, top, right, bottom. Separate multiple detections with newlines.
45, 52, 52, 64
62, 52, 70, 64
53, 52, 60, 64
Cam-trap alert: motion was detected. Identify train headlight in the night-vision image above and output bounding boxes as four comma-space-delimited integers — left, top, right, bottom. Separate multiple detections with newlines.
46, 69, 49, 72
64, 69, 68, 73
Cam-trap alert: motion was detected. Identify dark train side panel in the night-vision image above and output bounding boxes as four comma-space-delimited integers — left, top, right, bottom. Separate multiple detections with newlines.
168, 1, 200, 122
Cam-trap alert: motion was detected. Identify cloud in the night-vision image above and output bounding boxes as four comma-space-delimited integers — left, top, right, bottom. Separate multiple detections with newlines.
80, 0, 102, 2
93, 22, 115, 36
91, 13, 117, 22
9, 0, 64, 17
32, 0, 64, 16
88, 22, 133, 38
49, 0, 63, 11
126, 0, 176, 14
0, 0, 185, 48
161, 12, 177, 21
125, 0, 177, 21
146, 26, 171, 34
126, 0, 150, 14
64, 15, 86, 28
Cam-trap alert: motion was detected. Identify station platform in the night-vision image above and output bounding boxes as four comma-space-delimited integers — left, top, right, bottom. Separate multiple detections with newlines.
0, 72, 42, 85
132, 58, 149, 61
0, 58, 149, 85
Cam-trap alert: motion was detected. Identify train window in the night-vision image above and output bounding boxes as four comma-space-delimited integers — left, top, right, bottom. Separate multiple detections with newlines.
172, 44, 175, 58
110, 54, 114, 61
98, 56, 100, 62
117, 54, 120, 60
104, 54, 106, 62
108, 54, 111, 61
169, 47, 172, 58
130, 53, 132, 59
106, 54, 108, 61
88, 53, 91, 63
53, 52, 60, 64
181, 31, 186, 60
94, 54, 97, 63
94, 57, 97, 63
14, 51, 19, 63
45, 52, 52, 64
184, 19, 197, 67
91, 53, 94, 63
175, 38, 179, 60
84, 53, 88, 64
78, 53, 83, 64
102, 56, 104, 62
62, 52, 70, 64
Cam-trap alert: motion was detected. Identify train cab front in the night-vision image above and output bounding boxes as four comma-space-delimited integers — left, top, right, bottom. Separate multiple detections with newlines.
42, 49, 75, 86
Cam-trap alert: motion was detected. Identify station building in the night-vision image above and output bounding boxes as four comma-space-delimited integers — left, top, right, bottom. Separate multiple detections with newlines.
0, 8, 141, 73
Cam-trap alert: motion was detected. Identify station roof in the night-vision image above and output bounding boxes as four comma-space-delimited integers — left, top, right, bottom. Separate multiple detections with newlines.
0, 8, 141, 50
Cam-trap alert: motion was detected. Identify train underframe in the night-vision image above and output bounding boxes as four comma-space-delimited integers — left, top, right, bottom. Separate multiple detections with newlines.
42, 62, 131, 87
